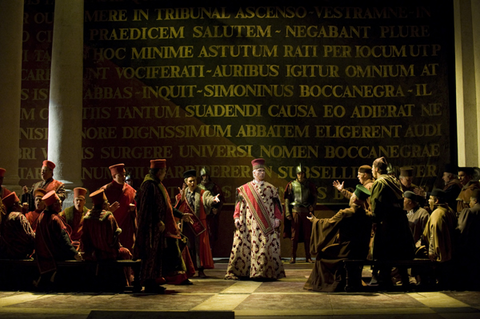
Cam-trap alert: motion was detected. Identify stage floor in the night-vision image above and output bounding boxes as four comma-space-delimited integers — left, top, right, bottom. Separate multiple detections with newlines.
1, 260, 479, 319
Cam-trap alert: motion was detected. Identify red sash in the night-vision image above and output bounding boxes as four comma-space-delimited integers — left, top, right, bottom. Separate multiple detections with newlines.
239, 182, 274, 236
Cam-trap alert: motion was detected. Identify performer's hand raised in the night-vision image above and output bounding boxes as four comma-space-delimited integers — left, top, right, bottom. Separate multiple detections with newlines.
213, 194, 220, 203
178, 183, 187, 202
332, 180, 344, 192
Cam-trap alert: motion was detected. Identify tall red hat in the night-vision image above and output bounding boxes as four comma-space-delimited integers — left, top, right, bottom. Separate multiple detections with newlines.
150, 159, 166, 169
251, 158, 265, 170
42, 160, 56, 170
2, 192, 19, 209
74, 187, 88, 199
90, 189, 107, 206
34, 189, 47, 198
42, 190, 60, 207
0, 168, 6, 177
109, 163, 125, 177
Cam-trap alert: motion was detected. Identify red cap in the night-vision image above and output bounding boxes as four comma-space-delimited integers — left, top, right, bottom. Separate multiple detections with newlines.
42, 160, 56, 170
34, 189, 47, 198
2, 192, 19, 208
150, 159, 166, 169
42, 190, 60, 207
74, 187, 87, 199
109, 163, 125, 177
0, 168, 6, 177
251, 158, 265, 170
90, 189, 107, 206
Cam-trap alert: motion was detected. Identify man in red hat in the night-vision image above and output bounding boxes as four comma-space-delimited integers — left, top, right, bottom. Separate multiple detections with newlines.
0, 192, 35, 259
101, 163, 137, 254
35, 190, 82, 289
136, 159, 195, 292
25, 189, 47, 232
225, 158, 285, 280
59, 187, 89, 248
82, 189, 131, 260
22, 160, 66, 212
175, 168, 220, 278
0, 168, 12, 199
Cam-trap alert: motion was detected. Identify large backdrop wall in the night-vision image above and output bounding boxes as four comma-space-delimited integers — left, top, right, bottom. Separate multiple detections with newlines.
19, 0, 455, 256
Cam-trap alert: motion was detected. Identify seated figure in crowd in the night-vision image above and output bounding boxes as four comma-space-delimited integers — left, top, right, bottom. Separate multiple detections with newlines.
420, 189, 457, 289
35, 190, 82, 289
81, 189, 131, 261
59, 187, 88, 249
81, 189, 132, 291
441, 164, 462, 211
25, 189, 47, 232
404, 191, 430, 246
0, 168, 12, 199
22, 160, 66, 212
304, 185, 372, 292
456, 189, 480, 290
0, 192, 35, 259
456, 167, 480, 214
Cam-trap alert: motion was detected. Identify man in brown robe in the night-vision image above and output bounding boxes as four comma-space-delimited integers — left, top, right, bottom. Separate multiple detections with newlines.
304, 185, 372, 292
22, 160, 66, 211
404, 191, 430, 245
370, 157, 414, 288
422, 189, 457, 289
456, 189, 480, 290
59, 187, 88, 248
136, 159, 194, 293
456, 167, 480, 214
333, 164, 374, 212
441, 164, 462, 211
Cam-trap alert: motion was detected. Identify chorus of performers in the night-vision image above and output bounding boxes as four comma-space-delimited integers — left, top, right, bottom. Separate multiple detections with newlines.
1, 157, 480, 292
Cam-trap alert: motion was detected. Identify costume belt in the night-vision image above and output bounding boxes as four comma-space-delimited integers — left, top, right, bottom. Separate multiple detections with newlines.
292, 206, 310, 213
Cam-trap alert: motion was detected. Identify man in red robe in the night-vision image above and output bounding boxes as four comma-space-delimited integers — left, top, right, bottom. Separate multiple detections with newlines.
25, 189, 47, 232
59, 187, 88, 249
22, 160, 66, 212
175, 169, 220, 278
0, 168, 12, 199
0, 192, 35, 259
81, 189, 132, 291
225, 158, 285, 280
102, 163, 137, 253
34, 190, 82, 289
